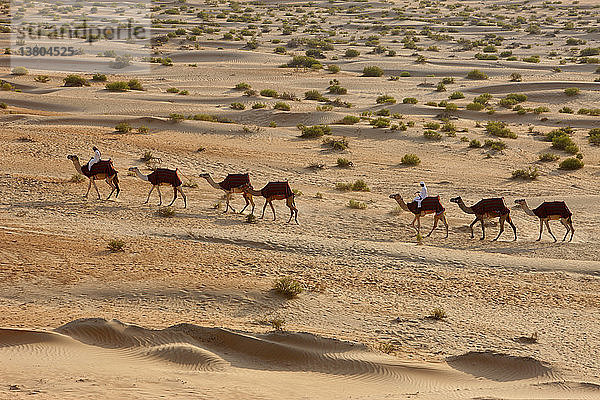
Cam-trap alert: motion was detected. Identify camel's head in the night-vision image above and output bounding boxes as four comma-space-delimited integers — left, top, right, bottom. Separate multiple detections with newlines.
67, 154, 78, 161
449, 196, 462, 203
199, 173, 210, 179
128, 167, 139, 172
514, 199, 526, 206
389, 193, 401, 200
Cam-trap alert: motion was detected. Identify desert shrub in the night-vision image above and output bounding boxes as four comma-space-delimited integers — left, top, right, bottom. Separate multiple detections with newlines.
344, 49, 360, 58
559, 157, 584, 170
141, 150, 154, 162
34, 75, 50, 83
137, 126, 149, 134
485, 121, 517, 138
127, 79, 143, 90
299, 124, 331, 138
274, 46, 286, 55
169, 113, 185, 122
400, 71, 411, 77
436, 83, 446, 92
63, 74, 89, 87
157, 207, 175, 217
363, 66, 384, 77
424, 130, 442, 140
510, 73, 522, 82
323, 137, 349, 150
445, 103, 458, 111
403, 97, 418, 104
512, 167, 539, 180
475, 53, 498, 60
1, 82, 14, 91
376, 109, 390, 116
230, 102, 245, 110
340, 115, 360, 125
559, 106, 574, 114
0, 102, 6, 109
429, 307, 447, 320
115, 122, 132, 133
523, 55, 540, 63
371, 117, 390, 128
106, 81, 129, 91
449, 91, 465, 100
107, 239, 125, 252
287, 55, 321, 69
69, 173, 85, 183
348, 199, 367, 209
167, 87, 180, 94
539, 153, 559, 161
484, 139, 507, 151
337, 158, 353, 168
12, 66, 28, 75
245, 214, 258, 224
304, 89, 325, 101
565, 87, 580, 96
424, 122, 440, 130
260, 89, 278, 97
467, 102, 485, 111
328, 80, 347, 95
336, 179, 370, 192
327, 65, 341, 74
274, 102, 290, 111
552, 135, 579, 154
469, 139, 482, 148
376, 95, 396, 104
534, 106, 550, 114
235, 82, 251, 90
274, 277, 303, 298
398, 153, 420, 167
589, 128, 600, 145
466, 69, 488, 80
178, 90, 189, 96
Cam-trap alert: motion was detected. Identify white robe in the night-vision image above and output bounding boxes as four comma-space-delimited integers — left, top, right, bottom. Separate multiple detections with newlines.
414, 185, 428, 207
88, 149, 101, 170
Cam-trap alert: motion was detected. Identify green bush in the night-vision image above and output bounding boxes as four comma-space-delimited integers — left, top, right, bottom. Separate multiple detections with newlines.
424, 122, 440, 130
485, 121, 517, 139
403, 97, 418, 104
449, 91, 464, 100
589, 128, 600, 145
363, 66, 384, 77
273, 277, 303, 298
235, 82, 251, 90
552, 134, 579, 154
107, 239, 125, 252
559, 157, 584, 170
424, 130, 442, 140
299, 124, 332, 138
305, 89, 325, 101
274, 101, 291, 111
115, 122, 132, 133
559, 106, 574, 113
230, 102, 245, 110
539, 153, 559, 161
466, 69, 488, 80
323, 137, 349, 150
348, 199, 367, 209
336, 179, 370, 192
34, 75, 50, 83
169, 113, 185, 122
252, 102, 266, 109
512, 167, 539, 180
127, 79, 143, 90
106, 81, 129, 91
340, 115, 360, 125
64, 74, 89, 87
260, 89, 278, 97
344, 49, 360, 58
401, 153, 420, 166
327, 64, 341, 74
11, 66, 28, 75
376, 95, 396, 104
337, 158, 353, 168
371, 117, 390, 128
467, 102, 485, 111
469, 139, 482, 148
287, 55, 321, 69
484, 139, 507, 151
565, 87, 580, 96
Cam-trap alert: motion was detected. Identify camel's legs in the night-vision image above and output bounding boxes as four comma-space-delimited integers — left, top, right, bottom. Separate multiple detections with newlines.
268, 200, 276, 221
442, 213, 449, 238
507, 215, 517, 241
84, 179, 92, 198
545, 219, 557, 242
415, 216, 422, 236
106, 178, 117, 200
469, 217, 479, 239
177, 186, 187, 208
410, 215, 419, 234
91, 179, 101, 199
286, 197, 299, 224
537, 219, 543, 241
145, 185, 155, 204
156, 186, 162, 206
560, 219, 574, 242
426, 215, 438, 237
240, 193, 251, 214
167, 186, 178, 207
260, 200, 268, 219
224, 192, 236, 213
493, 216, 505, 241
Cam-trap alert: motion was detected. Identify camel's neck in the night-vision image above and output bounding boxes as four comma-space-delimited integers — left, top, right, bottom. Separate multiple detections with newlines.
70, 158, 84, 175
394, 197, 411, 212
456, 199, 475, 214
202, 175, 222, 190
133, 169, 149, 181
519, 203, 536, 216
245, 188, 262, 196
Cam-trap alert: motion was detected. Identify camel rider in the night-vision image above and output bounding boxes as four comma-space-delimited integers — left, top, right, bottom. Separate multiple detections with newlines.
414, 181, 428, 210
87, 146, 101, 172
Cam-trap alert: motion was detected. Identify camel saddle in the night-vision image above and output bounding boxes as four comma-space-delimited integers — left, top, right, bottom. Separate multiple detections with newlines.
407, 196, 445, 214
472, 198, 509, 216
534, 201, 572, 219
148, 168, 181, 187
260, 182, 294, 198
219, 173, 250, 191
82, 160, 116, 177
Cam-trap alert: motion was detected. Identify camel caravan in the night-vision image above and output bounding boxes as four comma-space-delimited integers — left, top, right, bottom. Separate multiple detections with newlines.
66, 149, 575, 241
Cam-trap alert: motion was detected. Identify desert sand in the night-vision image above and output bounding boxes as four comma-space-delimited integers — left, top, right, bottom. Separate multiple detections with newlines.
1, 0, 600, 398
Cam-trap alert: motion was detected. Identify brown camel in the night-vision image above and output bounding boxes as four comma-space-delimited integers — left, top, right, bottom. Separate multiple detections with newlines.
241, 182, 298, 224
67, 155, 120, 200
450, 196, 517, 241
200, 173, 254, 214
129, 167, 187, 208
389, 194, 448, 238
514, 199, 574, 242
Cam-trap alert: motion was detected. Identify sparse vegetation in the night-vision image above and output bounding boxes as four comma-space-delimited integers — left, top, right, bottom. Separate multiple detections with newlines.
429, 307, 447, 320
401, 153, 421, 166
466, 69, 488, 80
559, 157, 584, 170
157, 207, 176, 217
107, 239, 125, 252
274, 277, 303, 298
115, 122, 132, 133
512, 167, 540, 180
299, 124, 331, 138
348, 199, 367, 209
362, 66, 384, 77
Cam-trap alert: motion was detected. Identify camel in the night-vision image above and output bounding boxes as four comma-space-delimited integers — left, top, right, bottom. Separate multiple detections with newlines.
514, 199, 574, 242
241, 182, 298, 224
450, 196, 517, 241
200, 173, 254, 214
67, 155, 120, 200
129, 167, 187, 208
389, 194, 448, 238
